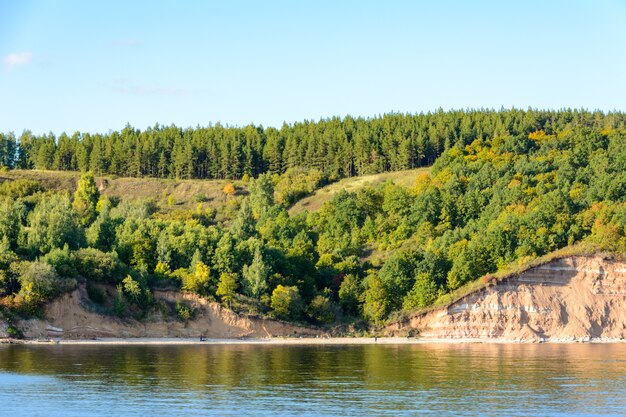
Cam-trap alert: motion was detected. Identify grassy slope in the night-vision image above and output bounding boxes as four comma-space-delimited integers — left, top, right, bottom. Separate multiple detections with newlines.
288, 167, 430, 215
0, 170, 247, 212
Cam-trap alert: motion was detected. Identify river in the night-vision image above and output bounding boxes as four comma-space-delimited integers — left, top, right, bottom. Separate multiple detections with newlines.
1, 343, 625, 416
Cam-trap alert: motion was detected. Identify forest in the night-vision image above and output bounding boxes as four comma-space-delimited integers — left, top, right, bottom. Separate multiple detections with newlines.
1, 109, 626, 328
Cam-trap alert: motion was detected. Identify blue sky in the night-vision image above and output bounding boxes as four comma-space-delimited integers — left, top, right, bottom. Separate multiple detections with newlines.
1, 0, 626, 135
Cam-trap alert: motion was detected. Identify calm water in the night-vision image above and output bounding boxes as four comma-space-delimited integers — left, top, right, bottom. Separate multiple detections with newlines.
1, 343, 625, 416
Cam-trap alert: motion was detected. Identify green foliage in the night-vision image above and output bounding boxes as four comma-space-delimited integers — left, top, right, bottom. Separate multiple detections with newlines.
0, 197, 26, 249
0, 240, 20, 296
214, 232, 235, 272
75, 248, 125, 283
86, 282, 105, 304
216, 272, 238, 307
249, 173, 274, 218
270, 285, 303, 320
402, 273, 439, 311
28, 193, 84, 254
0, 179, 42, 198
306, 295, 335, 323
86, 198, 119, 251
73, 172, 100, 226
17, 261, 68, 307
181, 261, 213, 296
242, 247, 269, 299
175, 300, 195, 321
122, 275, 142, 303
5, 110, 626, 327
362, 274, 390, 324
338, 273, 363, 316
113, 284, 126, 317
40, 245, 77, 278
274, 168, 324, 206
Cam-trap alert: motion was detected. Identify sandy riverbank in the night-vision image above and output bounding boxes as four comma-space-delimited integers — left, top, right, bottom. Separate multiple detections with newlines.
3, 336, 626, 345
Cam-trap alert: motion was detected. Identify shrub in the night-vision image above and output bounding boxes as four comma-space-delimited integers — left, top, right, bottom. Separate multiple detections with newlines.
40, 245, 77, 278
181, 262, 213, 296
17, 261, 71, 306
223, 183, 236, 196
86, 282, 105, 304
175, 301, 195, 321
306, 295, 335, 323
193, 193, 209, 203
112, 285, 126, 317
216, 272, 237, 308
270, 285, 303, 320
75, 248, 125, 283
0, 179, 42, 198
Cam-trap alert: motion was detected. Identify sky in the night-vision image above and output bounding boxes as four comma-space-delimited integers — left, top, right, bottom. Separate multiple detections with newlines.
1, 0, 626, 135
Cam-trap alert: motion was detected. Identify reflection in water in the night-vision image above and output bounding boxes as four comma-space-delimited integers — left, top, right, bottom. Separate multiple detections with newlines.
1, 343, 626, 416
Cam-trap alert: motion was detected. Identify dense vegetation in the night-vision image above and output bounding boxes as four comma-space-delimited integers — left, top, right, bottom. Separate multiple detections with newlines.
2, 109, 625, 180
2, 109, 626, 327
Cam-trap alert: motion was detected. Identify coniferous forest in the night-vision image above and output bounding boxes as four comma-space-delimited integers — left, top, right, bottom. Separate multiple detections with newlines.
1, 109, 626, 326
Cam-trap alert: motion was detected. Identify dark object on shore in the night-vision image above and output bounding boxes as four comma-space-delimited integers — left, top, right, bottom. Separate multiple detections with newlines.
200, 336, 206, 342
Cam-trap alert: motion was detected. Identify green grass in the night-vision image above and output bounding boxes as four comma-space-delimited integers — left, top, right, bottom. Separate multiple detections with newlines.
288, 167, 431, 215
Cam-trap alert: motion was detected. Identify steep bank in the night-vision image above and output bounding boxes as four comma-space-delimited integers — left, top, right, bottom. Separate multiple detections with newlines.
0, 313, 8, 338
16, 286, 320, 340
386, 256, 626, 342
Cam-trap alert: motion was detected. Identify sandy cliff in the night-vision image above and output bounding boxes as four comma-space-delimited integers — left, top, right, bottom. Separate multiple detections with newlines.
0, 314, 8, 338
16, 286, 320, 340
386, 256, 626, 342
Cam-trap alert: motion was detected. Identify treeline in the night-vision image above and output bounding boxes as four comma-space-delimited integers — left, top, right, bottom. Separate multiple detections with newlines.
2, 109, 625, 180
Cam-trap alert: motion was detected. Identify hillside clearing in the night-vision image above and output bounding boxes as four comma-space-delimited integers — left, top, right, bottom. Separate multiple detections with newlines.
288, 167, 430, 215
0, 169, 246, 212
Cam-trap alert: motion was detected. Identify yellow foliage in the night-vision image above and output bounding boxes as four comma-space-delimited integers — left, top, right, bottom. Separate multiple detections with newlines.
528, 130, 548, 141
508, 178, 521, 189
431, 168, 453, 189
223, 182, 236, 195
568, 185, 585, 201
413, 172, 432, 194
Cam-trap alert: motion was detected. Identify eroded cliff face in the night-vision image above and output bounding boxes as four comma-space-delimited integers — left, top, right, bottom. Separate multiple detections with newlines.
0, 314, 8, 338
16, 286, 320, 340
386, 256, 626, 342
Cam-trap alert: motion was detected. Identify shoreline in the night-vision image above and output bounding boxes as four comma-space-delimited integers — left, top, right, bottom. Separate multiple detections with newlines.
3, 336, 626, 345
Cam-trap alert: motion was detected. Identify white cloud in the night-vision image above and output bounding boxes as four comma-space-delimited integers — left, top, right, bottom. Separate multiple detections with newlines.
3, 52, 33, 68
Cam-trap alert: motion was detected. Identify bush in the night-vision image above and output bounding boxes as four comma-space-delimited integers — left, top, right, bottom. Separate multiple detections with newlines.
112, 285, 126, 317
40, 245, 77, 278
193, 193, 209, 203
306, 295, 335, 323
17, 261, 71, 306
270, 285, 303, 320
181, 262, 213, 296
75, 248, 125, 283
0, 179, 42, 198
175, 301, 195, 321
86, 282, 105, 304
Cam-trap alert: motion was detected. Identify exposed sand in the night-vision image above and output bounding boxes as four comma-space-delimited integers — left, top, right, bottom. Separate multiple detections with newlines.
388, 256, 626, 341
4, 335, 626, 346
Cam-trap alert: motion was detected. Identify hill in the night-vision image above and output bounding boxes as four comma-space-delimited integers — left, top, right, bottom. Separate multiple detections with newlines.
2, 109, 626, 339
288, 167, 429, 215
